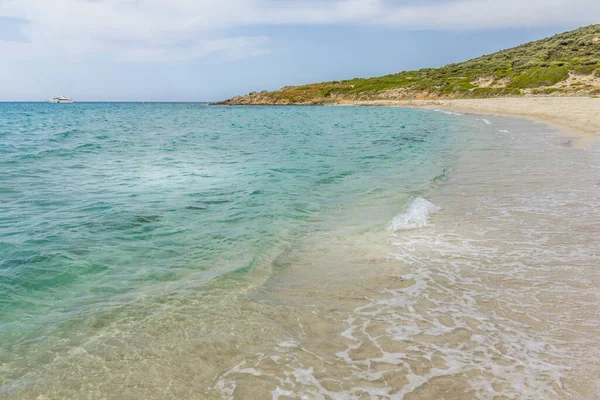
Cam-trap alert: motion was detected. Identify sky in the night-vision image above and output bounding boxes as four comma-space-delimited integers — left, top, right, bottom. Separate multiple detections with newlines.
0, 0, 598, 101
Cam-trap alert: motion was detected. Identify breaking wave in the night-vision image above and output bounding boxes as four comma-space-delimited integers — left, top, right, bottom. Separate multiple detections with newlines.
389, 197, 440, 231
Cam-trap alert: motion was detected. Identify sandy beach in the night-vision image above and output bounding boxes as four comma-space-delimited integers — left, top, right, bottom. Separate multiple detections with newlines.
340, 97, 600, 144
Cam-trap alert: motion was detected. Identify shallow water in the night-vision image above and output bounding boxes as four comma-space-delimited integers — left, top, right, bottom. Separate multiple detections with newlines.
0, 104, 598, 399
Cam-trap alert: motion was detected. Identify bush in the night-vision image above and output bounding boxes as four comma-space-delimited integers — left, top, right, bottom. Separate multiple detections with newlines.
510, 67, 569, 88
542, 88, 563, 94
572, 64, 597, 75
471, 87, 521, 97
320, 88, 333, 97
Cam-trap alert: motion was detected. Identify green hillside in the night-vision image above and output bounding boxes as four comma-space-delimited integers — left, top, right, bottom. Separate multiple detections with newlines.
221, 25, 600, 105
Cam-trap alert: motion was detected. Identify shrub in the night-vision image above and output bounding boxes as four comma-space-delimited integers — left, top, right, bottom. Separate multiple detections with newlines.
320, 89, 332, 97
510, 67, 569, 88
542, 88, 563, 94
446, 80, 474, 92
471, 87, 521, 97
572, 64, 597, 75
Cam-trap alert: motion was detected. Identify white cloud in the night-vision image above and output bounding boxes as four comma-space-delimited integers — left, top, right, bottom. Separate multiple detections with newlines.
377, 0, 600, 30
0, 0, 598, 64
118, 36, 270, 63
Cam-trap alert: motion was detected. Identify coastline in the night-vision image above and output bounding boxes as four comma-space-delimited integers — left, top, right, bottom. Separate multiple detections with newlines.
332, 96, 600, 147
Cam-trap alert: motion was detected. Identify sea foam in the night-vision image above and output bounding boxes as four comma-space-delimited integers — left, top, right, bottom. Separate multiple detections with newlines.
429, 108, 463, 116
390, 197, 440, 231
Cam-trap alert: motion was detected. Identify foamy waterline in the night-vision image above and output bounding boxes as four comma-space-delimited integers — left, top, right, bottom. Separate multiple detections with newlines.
428, 108, 464, 116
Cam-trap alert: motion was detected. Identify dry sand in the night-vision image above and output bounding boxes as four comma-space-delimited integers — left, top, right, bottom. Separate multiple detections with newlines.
341, 97, 600, 146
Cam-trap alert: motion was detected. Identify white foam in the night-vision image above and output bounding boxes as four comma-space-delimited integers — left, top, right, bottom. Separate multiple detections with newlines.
390, 197, 440, 231
429, 108, 463, 116
277, 340, 298, 348
481, 118, 492, 125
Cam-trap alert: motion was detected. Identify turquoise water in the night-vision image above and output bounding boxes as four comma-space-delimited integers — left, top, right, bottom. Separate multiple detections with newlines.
0, 103, 468, 390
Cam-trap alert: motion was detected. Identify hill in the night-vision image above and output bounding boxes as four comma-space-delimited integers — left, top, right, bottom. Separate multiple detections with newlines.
220, 25, 600, 105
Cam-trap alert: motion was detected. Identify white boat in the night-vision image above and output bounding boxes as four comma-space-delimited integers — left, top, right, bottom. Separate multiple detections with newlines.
45, 95, 74, 103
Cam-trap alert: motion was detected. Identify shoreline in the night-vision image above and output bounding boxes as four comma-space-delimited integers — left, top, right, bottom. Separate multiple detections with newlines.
216, 96, 599, 147
332, 97, 600, 147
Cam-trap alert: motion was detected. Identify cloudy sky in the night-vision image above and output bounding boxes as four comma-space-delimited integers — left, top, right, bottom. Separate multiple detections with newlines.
0, 0, 598, 101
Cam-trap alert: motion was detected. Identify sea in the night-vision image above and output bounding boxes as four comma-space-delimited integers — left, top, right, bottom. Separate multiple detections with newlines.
0, 103, 599, 399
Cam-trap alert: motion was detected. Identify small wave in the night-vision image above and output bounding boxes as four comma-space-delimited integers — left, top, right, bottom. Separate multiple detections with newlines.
431, 167, 451, 184
390, 197, 440, 231
430, 108, 463, 116
480, 119, 492, 125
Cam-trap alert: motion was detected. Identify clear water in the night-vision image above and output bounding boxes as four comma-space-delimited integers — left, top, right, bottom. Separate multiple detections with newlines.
1, 104, 598, 399
0, 104, 461, 381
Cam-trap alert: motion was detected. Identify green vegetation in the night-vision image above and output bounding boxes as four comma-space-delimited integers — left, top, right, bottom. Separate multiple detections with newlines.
223, 25, 600, 105
510, 67, 569, 88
